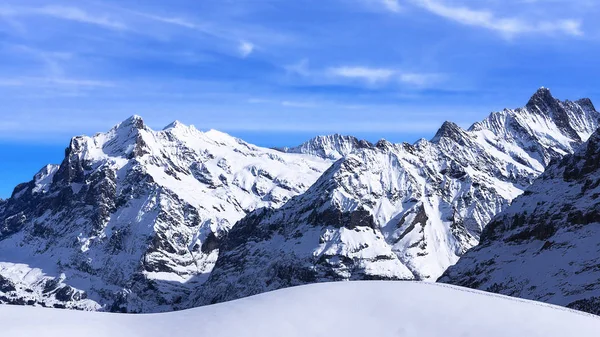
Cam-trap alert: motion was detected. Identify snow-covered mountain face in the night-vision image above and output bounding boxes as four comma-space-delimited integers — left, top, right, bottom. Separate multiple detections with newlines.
194, 88, 600, 305
0, 116, 331, 312
1, 88, 598, 312
439, 127, 600, 315
276, 134, 373, 160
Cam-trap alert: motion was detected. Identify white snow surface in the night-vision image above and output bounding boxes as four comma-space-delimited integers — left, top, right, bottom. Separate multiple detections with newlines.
277, 133, 370, 160
2, 281, 599, 337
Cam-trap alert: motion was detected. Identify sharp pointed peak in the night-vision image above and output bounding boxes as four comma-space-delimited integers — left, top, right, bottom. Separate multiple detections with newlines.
126, 114, 143, 120
526, 87, 556, 109
163, 120, 185, 130
536, 86, 551, 94
204, 129, 241, 143
375, 138, 393, 150
114, 115, 147, 131
306, 134, 358, 141
431, 121, 465, 143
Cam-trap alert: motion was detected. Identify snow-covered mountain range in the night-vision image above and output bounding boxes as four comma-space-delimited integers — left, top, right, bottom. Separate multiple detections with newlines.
193, 88, 600, 305
439, 126, 600, 315
0, 116, 331, 312
0, 88, 598, 312
276, 134, 372, 160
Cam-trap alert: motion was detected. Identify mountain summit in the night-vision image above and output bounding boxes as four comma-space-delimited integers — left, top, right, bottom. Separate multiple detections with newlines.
439, 126, 600, 315
193, 88, 600, 305
0, 118, 332, 312
276, 134, 373, 160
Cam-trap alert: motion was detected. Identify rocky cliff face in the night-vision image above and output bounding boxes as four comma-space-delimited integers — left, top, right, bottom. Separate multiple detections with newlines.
193, 88, 600, 305
0, 116, 331, 312
439, 127, 600, 315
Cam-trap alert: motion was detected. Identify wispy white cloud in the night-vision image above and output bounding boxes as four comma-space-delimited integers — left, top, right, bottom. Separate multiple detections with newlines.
9, 45, 73, 77
361, 0, 402, 13
109, 6, 265, 56
0, 79, 24, 87
328, 66, 442, 86
35, 6, 127, 30
285, 59, 311, 76
381, 0, 402, 13
119, 8, 223, 38
0, 5, 127, 30
238, 41, 255, 58
127, 11, 199, 29
281, 100, 316, 108
247, 98, 317, 108
0, 77, 115, 88
409, 0, 583, 37
399, 73, 443, 86
328, 66, 396, 83
247, 98, 274, 104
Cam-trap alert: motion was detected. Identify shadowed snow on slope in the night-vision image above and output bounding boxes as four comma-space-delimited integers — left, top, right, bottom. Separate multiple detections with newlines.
276, 134, 373, 160
3, 282, 600, 337
440, 127, 600, 315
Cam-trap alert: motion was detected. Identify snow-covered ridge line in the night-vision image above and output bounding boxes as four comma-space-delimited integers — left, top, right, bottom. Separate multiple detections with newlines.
275, 134, 374, 160
0, 115, 333, 312
439, 126, 600, 316
1, 87, 599, 313
193, 87, 600, 305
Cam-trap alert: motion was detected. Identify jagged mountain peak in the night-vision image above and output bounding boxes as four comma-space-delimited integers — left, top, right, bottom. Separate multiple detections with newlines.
374, 138, 393, 150
575, 97, 596, 111
0, 114, 334, 312
192, 88, 600, 306
276, 133, 373, 160
440, 126, 600, 315
162, 120, 184, 130
526, 87, 557, 110
115, 114, 147, 131
430, 121, 467, 143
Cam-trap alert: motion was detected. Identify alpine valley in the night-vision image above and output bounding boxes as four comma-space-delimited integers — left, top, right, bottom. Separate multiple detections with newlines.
0, 88, 599, 312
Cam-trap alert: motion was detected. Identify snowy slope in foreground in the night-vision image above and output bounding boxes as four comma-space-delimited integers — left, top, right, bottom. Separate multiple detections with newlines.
2, 282, 599, 337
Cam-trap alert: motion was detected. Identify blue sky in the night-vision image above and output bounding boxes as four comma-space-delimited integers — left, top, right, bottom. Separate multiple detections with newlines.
1, 0, 600, 197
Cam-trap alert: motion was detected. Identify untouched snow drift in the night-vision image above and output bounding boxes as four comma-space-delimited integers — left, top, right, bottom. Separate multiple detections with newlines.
2, 282, 600, 337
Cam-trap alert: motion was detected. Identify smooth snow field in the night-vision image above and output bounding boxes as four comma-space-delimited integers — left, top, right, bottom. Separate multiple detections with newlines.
2, 281, 599, 337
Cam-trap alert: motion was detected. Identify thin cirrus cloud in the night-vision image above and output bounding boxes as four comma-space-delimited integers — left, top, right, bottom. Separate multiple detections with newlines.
247, 98, 317, 108
0, 5, 127, 30
327, 66, 442, 86
328, 66, 396, 82
0, 77, 114, 88
381, 0, 402, 13
238, 41, 255, 58
1, 4, 257, 58
380, 0, 584, 37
